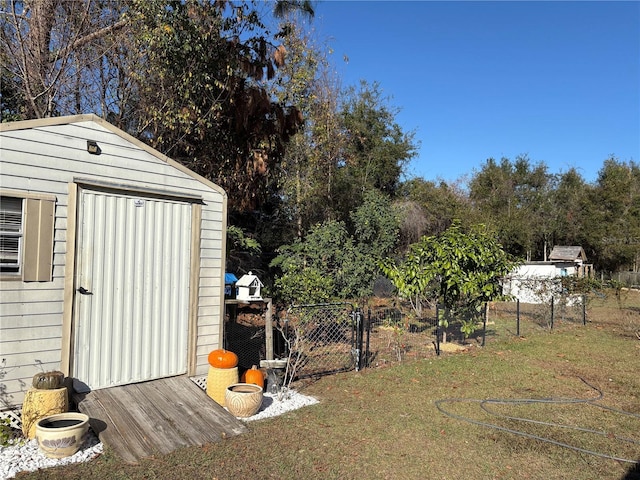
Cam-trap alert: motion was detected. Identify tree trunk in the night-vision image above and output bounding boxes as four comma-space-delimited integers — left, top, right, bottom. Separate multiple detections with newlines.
25, 0, 58, 117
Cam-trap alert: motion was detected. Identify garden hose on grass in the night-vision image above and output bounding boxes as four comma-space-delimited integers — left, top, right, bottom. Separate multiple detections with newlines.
434, 377, 639, 464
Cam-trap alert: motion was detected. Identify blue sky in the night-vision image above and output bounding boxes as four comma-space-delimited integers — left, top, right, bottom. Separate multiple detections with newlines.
311, 1, 640, 185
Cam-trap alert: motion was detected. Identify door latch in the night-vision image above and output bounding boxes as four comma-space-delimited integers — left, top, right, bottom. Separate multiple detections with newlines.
77, 286, 93, 295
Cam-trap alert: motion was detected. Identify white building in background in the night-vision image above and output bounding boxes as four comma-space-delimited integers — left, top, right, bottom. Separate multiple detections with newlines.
503, 246, 593, 304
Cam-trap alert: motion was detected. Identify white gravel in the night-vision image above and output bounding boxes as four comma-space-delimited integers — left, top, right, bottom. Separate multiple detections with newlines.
0, 389, 317, 480
242, 389, 318, 422
0, 431, 103, 480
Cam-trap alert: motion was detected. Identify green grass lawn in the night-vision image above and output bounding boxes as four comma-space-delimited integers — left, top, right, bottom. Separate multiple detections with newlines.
21, 290, 640, 480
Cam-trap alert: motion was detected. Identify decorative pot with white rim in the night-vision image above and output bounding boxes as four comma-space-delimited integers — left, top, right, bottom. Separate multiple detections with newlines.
35, 412, 90, 458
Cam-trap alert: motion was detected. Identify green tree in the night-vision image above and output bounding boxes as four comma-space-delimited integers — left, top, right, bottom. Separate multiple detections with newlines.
396, 178, 474, 252
469, 156, 553, 260
549, 168, 590, 250
270, 190, 401, 304
350, 190, 399, 258
273, 0, 315, 19
270, 220, 351, 304
588, 158, 640, 272
334, 81, 417, 219
128, 0, 307, 212
267, 19, 343, 240
226, 226, 262, 276
263, 23, 417, 263
1, 61, 24, 122
346, 190, 401, 297
380, 221, 518, 338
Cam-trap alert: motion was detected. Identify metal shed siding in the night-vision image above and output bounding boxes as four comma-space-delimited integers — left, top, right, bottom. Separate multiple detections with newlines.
72, 190, 193, 388
0, 116, 226, 408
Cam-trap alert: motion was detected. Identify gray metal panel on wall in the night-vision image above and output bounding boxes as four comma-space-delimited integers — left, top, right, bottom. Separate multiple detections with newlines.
73, 188, 192, 389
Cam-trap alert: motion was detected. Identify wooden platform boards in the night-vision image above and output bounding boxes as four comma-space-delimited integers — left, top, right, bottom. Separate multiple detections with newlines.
74, 376, 248, 464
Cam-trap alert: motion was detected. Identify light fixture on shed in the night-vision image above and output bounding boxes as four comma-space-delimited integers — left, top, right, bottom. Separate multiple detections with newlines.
87, 140, 101, 155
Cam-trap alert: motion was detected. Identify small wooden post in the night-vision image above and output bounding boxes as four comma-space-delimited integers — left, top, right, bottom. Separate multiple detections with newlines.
264, 298, 273, 360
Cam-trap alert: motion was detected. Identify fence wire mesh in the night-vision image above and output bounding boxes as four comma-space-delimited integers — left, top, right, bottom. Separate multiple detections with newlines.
484, 296, 587, 340
224, 295, 590, 378
551, 295, 588, 326
366, 308, 439, 366
283, 303, 357, 378
224, 303, 267, 369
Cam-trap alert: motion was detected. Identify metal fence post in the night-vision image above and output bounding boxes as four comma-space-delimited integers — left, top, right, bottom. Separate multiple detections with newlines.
355, 308, 364, 371
365, 308, 372, 368
435, 304, 441, 356
516, 299, 520, 336
550, 296, 554, 330
482, 302, 487, 347
582, 294, 587, 325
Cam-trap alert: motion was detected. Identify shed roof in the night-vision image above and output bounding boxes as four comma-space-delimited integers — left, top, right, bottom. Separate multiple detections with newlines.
548, 246, 587, 262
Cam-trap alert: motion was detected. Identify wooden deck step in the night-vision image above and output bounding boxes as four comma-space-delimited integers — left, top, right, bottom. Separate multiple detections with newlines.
74, 376, 247, 464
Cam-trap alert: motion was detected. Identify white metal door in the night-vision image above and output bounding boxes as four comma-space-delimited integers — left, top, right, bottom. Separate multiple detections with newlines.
73, 188, 192, 390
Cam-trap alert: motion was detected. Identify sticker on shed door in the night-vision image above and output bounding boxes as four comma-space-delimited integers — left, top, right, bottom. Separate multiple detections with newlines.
74, 189, 192, 390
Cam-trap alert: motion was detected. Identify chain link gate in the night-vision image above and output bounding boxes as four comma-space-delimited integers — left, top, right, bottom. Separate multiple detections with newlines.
279, 303, 364, 379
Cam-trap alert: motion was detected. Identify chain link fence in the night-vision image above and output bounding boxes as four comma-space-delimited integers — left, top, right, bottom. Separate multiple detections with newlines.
367, 296, 589, 355
224, 302, 268, 369
224, 294, 590, 380
485, 296, 587, 340
607, 271, 640, 288
365, 308, 438, 366
282, 303, 359, 378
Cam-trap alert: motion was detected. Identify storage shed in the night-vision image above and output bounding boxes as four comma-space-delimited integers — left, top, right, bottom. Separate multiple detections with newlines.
548, 245, 587, 264
548, 245, 593, 278
0, 115, 228, 409
503, 246, 593, 304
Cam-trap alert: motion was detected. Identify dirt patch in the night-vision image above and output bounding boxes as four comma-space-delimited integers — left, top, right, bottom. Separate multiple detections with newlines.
232, 303, 266, 327
438, 342, 469, 352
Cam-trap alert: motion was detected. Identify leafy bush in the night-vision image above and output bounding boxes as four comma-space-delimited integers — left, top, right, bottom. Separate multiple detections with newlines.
0, 417, 22, 447
271, 191, 401, 304
380, 221, 519, 337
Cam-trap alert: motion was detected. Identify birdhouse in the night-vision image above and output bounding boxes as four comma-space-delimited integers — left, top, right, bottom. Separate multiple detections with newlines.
235, 271, 264, 301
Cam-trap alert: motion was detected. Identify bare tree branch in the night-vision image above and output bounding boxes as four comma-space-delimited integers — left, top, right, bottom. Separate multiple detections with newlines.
58, 18, 128, 58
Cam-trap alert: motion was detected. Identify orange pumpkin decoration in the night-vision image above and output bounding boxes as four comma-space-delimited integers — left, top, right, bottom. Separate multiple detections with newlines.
241, 365, 265, 389
208, 349, 238, 369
